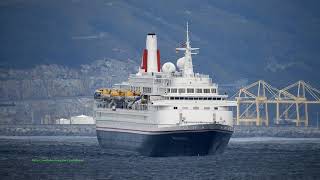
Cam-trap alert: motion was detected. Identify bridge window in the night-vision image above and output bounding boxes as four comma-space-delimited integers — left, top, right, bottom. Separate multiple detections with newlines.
178, 88, 185, 93
204, 89, 210, 93
196, 89, 202, 93
211, 88, 217, 93
187, 88, 194, 93
167, 88, 171, 93
193, 107, 199, 110
171, 88, 177, 93
182, 107, 188, 110
143, 87, 152, 93
204, 107, 210, 110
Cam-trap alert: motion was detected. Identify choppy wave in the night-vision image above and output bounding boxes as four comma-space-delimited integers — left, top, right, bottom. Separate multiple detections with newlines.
0, 136, 319, 180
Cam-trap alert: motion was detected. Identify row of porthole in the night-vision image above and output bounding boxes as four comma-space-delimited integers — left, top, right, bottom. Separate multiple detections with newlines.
166, 97, 225, 100
167, 88, 216, 94
173, 107, 219, 110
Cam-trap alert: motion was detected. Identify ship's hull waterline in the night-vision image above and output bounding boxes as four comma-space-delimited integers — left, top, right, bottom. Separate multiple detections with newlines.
96, 124, 233, 157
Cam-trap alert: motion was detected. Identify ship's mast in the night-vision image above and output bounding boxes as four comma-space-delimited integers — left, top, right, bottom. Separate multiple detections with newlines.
176, 22, 199, 77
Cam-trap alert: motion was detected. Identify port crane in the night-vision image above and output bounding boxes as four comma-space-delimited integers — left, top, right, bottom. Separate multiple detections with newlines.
233, 80, 320, 126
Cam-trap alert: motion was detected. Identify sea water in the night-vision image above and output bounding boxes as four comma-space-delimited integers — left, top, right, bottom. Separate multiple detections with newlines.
0, 136, 319, 180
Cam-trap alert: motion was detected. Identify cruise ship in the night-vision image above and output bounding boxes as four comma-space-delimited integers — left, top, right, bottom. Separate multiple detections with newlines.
94, 23, 236, 156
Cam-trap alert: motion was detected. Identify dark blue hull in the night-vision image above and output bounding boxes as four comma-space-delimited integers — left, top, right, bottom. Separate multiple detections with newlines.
96, 127, 233, 157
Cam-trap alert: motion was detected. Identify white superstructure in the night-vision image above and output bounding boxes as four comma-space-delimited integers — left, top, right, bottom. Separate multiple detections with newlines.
94, 23, 236, 131
94, 23, 236, 156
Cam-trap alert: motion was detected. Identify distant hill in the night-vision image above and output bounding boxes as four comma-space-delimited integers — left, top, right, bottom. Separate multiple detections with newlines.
0, 58, 137, 101
0, 0, 320, 87
0, 58, 137, 124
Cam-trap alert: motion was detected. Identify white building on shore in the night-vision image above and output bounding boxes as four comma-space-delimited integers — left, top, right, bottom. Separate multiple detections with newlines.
55, 118, 71, 124
70, 115, 95, 124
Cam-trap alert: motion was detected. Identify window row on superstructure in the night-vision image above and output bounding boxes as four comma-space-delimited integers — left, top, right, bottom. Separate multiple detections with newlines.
164, 96, 226, 100
173, 106, 219, 110
167, 88, 216, 94
128, 86, 151, 93
123, 86, 217, 95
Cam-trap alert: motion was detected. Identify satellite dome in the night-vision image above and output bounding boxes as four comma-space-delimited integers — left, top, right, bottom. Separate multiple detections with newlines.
176, 57, 185, 70
162, 62, 176, 73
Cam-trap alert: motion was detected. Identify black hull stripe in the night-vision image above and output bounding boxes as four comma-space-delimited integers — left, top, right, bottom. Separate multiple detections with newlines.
96, 126, 233, 135
96, 129, 233, 156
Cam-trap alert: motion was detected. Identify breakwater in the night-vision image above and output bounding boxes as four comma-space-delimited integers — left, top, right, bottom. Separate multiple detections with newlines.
234, 126, 320, 138
0, 124, 96, 136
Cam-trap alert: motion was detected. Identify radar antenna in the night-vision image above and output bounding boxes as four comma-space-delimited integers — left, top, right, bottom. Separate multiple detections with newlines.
176, 22, 199, 76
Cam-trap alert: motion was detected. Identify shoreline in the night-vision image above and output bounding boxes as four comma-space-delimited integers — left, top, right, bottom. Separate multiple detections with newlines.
0, 124, 319, 138
0, 124, 96, 136
1, 135, 320, 140
233, 126, 320, 138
